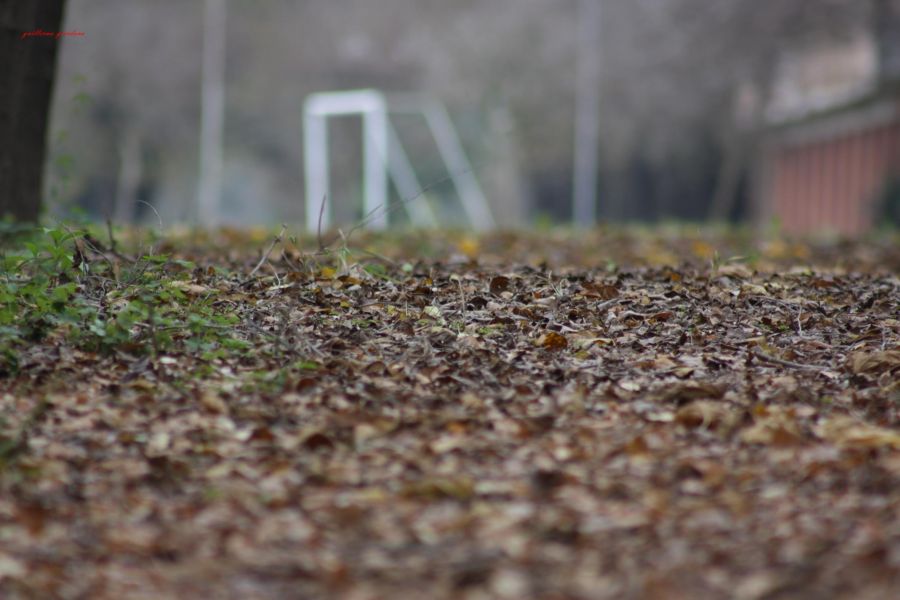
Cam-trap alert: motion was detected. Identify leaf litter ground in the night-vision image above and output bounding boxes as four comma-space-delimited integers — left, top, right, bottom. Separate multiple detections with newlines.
1, 227, 899, 599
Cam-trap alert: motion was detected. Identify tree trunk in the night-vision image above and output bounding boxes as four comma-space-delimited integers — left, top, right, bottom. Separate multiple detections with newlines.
0, 1, 66, 223
709, 59, 777, 223
708, 124, 747, 222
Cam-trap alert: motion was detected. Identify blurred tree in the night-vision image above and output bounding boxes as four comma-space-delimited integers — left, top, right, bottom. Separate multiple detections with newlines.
50, 0, 201, 223
0, 0, 66, 222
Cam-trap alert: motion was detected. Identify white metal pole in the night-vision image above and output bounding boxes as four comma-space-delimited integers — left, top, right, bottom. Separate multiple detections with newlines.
386, 121, 437, 226
197, 0, 226, 226
303, 112, 329, 233
573, 0, 602, 226
425, 102, 495, 229
363, 106, 389, 229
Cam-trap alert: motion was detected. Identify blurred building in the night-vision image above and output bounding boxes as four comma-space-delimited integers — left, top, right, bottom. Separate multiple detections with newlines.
757, 19, 900, 234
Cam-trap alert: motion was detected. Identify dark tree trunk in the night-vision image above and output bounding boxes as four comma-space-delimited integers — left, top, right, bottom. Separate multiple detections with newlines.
0, 1, 66, 223
709, 53, 777, 223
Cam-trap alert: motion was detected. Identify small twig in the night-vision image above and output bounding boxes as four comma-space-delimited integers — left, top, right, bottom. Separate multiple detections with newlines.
280, 248, 303, 272
134, 200, 164, 261
267, 262, 282, 286
596, 298, 621, 312
752, 348, 826, 371
138, 322, 233, 332
277, 305, 292, 354
58, 223, 121, 277
138, 200, 164, 232
147, 303, 160, 358
106, 217, 117, 254
357, 248, 398, 266
345, 204, 386, 242
317, 195, 328, 251
83, 233, 136, 264
248, 225, 287, 279
239, 320, 280, 342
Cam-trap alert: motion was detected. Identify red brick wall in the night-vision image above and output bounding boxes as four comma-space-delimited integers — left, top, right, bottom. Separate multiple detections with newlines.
767, 115, 900, 234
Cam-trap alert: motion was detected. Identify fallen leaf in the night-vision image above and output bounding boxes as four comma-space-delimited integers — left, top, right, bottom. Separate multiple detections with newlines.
539, 331, 568, 350
817, 417, 900, 450
847, 350, 900, 375
490, 276, 510, 295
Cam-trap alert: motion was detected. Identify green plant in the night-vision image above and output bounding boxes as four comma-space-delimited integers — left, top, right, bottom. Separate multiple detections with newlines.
0, 224, 249, 375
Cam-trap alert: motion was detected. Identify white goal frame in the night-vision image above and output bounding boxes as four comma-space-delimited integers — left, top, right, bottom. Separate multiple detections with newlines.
303, 89, 494, 232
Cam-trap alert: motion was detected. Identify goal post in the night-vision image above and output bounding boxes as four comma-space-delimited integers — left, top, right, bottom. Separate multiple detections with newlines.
302, 89, 494, 232
304, 89, 388, 231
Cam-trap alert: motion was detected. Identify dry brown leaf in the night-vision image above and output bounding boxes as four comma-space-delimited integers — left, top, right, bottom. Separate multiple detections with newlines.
675, 400, 734, 430
7, 228, 900, 598
539, 331, 568, 350
199, 390, 229, 414
489, 275, 510, 295
817, 417, 900, 450
740, 411, 805, 446
581, 282, 619, 300
847, 350, 900, 375
401, 476, 475, 500
169, 280, 212, 295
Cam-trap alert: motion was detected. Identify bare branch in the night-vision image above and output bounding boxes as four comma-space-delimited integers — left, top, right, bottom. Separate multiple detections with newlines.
248, 224, 287, 279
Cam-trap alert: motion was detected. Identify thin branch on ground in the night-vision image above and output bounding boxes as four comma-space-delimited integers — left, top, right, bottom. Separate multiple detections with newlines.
248, 225, 287, 279
317, 196, 328, 251
752, 347, 827, 371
